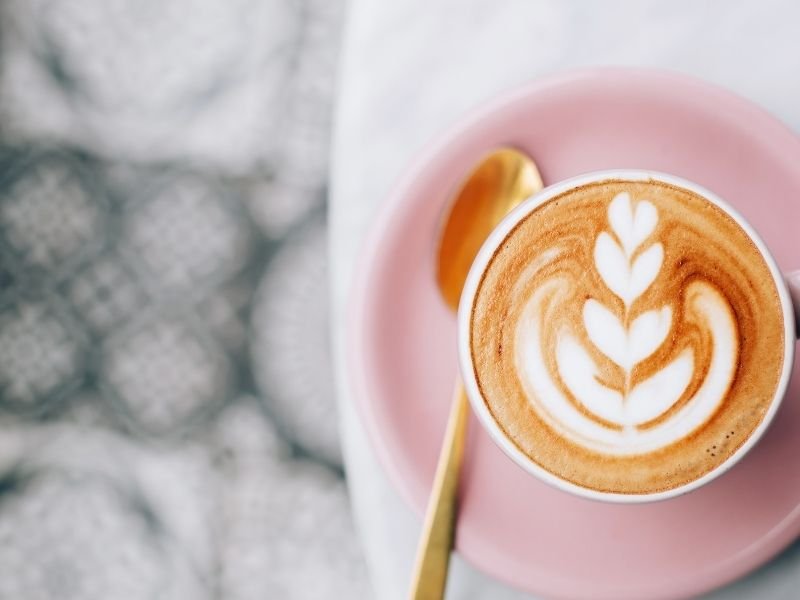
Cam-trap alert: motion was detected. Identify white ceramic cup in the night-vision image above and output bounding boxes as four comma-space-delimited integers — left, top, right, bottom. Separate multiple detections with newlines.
458, 170, 797, 503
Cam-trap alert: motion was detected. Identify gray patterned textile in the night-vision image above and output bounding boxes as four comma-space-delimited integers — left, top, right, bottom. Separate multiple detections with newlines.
0, 1, 368, 598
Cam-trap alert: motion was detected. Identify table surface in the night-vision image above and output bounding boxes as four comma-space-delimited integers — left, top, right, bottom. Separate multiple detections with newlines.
330, 2, 800, 598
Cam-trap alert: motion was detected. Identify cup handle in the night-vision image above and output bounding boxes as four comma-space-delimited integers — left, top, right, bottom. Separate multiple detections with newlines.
787, 270, 800, 339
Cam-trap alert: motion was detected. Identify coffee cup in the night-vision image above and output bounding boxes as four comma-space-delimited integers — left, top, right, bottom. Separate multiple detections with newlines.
458, 170, 796, 503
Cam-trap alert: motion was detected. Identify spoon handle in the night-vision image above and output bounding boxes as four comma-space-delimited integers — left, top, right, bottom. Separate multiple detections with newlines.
408, 380, 469, 600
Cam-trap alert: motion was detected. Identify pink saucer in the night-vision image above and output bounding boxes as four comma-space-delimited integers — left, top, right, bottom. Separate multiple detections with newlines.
348, 68, 800, 599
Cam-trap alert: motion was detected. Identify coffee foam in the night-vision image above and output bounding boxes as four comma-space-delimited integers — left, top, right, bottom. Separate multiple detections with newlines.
470, 180, 785, 494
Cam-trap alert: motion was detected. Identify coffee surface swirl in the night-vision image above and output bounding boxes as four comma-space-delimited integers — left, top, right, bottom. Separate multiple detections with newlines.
469, 179, 785, 495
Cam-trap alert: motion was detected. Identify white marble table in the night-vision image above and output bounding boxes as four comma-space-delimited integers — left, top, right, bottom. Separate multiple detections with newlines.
331, 2, 800, 597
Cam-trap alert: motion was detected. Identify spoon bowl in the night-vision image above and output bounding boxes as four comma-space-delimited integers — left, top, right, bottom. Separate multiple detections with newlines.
436, 149, 543, 311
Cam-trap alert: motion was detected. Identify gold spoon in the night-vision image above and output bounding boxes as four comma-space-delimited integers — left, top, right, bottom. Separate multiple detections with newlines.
409, 148, 543, 600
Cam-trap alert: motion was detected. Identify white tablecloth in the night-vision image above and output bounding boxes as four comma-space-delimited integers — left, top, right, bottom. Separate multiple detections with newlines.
331, 2, 800, 598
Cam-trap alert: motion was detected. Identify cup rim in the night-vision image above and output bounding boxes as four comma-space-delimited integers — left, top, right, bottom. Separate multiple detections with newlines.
458, 168, 796, 504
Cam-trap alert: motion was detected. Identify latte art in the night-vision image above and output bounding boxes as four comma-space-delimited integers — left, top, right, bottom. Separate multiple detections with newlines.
517, 193, 738, 455
469, 179, 786, 495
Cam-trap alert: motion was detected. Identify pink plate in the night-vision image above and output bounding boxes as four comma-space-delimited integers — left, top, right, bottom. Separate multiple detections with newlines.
348, 68, 800, 599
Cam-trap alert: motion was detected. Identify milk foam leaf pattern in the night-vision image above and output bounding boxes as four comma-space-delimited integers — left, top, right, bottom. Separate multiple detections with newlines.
583, 300, 672, 370
627, 306, 672, 366
629, 244, 664, 304
594, 193, 664, 307
582, 299, 627, 368
593, 233, 630, 303
587, 194, 665, 389
576, 193, 684, 429
608, 192, 658, 256
626, 350, 694, 424
556, 335, 624, 424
